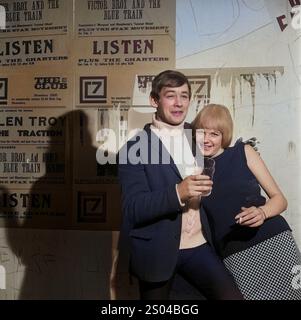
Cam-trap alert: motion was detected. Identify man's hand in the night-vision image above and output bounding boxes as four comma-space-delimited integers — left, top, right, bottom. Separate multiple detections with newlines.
177, 174, 213, 203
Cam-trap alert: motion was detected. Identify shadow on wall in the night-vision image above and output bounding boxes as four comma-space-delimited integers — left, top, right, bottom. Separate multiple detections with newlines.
1, 110, 113, 299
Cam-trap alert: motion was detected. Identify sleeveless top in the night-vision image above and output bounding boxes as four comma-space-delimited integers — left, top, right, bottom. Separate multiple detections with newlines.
201, 142, 291, 258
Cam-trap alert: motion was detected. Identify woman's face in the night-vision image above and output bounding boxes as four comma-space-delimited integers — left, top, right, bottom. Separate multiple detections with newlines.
196, 127, 223, 157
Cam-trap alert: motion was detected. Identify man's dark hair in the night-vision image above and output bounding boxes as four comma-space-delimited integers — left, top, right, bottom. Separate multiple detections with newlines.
150, 70, 191, 101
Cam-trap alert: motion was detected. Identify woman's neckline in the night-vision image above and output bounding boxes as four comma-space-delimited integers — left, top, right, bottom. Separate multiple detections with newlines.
210, 148, 225, 160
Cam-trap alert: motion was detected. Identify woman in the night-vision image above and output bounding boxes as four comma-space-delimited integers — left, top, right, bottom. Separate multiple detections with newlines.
192, 103, 301, 300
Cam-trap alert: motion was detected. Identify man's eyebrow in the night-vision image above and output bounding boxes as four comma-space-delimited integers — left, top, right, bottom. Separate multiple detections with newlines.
163, 89, 189, 94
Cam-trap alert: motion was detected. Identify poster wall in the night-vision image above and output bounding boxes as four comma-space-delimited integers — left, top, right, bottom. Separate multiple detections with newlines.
0, 0, 176, 230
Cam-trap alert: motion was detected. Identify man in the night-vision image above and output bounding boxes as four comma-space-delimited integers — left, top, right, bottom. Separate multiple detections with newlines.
118, 70, 242, 300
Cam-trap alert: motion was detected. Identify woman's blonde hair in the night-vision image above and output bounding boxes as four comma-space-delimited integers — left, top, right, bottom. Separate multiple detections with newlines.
191, 104, 233, 148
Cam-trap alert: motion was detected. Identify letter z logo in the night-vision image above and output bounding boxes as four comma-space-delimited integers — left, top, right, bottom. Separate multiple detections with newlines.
80, 76, 107, 104
187, 75, 211, 107
77, 191, 106, 223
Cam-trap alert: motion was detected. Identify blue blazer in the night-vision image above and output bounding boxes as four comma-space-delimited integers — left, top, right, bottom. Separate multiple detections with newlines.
118, 123, 212, 282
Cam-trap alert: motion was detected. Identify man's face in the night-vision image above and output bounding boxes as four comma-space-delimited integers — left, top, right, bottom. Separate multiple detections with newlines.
150, 84, 190, 125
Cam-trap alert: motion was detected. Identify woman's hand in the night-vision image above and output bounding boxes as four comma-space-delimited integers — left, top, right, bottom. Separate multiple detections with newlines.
235, 206, 267, 227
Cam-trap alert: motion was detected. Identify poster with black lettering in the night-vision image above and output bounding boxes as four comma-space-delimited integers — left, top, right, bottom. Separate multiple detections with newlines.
75, 0, 175, 107
77, 72, 136, 108
0, 108, 71, 187
0, 69, 71, 107
0, 187, 71, 229
75, 0, 173, 37
75, 40, 173, 107
0, 0, 72, 37
0, 36, 70, 67
76, 35, 172, 68
0, 107, 73, 228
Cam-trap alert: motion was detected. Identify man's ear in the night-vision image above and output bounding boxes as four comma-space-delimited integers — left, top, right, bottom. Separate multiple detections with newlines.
149, 96, 159, 109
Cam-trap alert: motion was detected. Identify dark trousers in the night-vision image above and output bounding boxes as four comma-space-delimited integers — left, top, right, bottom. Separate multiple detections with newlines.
139, 243, 243, 300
